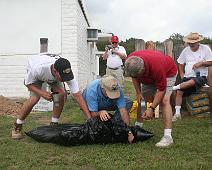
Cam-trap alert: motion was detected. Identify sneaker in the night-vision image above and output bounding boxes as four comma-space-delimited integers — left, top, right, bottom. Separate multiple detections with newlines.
135, 121, 143, 128
155, 135, 173, 147
50, 122, 59, 126
12, 123, 23, 139
172, 114, 181, 122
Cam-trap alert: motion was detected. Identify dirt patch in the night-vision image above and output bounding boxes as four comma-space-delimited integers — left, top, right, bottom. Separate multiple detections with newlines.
0, 95, 25, 117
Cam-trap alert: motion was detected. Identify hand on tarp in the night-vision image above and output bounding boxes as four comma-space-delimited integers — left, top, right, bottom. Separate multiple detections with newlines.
99, 110, 111, 121
128, 132, 134, 144
142, 108, 154, 120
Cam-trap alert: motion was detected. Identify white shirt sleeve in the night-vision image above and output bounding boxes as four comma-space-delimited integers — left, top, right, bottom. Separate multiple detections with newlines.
24, 69, 37, 85
203, 45, 212, 61
177, 48, 186, 64
66, 79, 79, 94
119, 46, 127, 55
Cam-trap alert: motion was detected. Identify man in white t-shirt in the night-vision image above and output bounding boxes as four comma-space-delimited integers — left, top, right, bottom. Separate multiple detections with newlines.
12, 53, 91, 139
102, 35, 127, 88
172, 32, 212, 121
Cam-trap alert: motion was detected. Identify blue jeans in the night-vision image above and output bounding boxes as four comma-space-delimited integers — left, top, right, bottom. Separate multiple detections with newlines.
181, 76, 207, 96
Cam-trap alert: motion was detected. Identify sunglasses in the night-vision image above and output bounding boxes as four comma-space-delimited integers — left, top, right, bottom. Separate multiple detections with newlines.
112, 42, 118, 44
188, 43, 198, 48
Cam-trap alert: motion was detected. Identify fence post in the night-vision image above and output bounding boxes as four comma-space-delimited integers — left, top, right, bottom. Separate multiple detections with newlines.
135, 39, 145, 51
164, 39, 173, 58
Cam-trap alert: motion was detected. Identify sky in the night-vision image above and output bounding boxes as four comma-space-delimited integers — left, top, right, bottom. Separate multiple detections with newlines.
85, 0, 212, 42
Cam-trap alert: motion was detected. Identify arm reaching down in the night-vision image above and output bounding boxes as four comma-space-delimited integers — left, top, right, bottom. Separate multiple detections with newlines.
72, 92, 91, 120
26, 84, 52, 101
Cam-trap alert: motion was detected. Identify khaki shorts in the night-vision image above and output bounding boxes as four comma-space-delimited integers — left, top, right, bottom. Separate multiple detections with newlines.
106, 67, 124, 88
29, 81, 64, 96
141, 76, 176, 97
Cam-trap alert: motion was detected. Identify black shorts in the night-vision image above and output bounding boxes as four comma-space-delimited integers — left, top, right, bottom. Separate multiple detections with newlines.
180, 76, 207, 97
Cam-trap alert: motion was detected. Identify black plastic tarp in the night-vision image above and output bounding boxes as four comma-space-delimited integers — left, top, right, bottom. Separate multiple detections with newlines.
26, 116, 153, 146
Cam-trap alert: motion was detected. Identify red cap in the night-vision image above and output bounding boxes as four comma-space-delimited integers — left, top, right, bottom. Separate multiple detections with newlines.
111, 35, 119, 43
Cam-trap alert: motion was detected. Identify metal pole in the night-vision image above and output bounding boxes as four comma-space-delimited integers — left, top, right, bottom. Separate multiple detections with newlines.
40, 38, 48, 53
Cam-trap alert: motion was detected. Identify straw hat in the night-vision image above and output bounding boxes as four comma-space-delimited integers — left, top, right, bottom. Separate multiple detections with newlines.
183, 32, 204, 43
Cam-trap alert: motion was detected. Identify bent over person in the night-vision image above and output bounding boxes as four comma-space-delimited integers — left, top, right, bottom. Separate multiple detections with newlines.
12, 53, 91, 139
82, 75, 134, 143
124, 50, 177, 147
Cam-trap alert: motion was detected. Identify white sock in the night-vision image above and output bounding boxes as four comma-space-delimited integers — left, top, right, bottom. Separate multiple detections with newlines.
51, 117, 59, 123
173, 84, 181, 91
16, 119, 24, 124
175, 106, 181, 115
164, 129, 172, 137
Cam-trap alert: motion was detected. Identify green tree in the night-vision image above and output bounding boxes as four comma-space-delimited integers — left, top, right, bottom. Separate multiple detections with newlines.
119, 38, 136, 55
201, 37, 212, 47
169, 33, 184, 46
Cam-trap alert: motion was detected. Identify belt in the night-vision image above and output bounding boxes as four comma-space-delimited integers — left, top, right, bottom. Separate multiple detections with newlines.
108, 66, 121, 70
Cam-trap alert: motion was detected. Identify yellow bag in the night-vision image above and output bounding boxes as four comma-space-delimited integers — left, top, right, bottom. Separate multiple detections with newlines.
130, 101, 138, 119
130, 100, 152, 119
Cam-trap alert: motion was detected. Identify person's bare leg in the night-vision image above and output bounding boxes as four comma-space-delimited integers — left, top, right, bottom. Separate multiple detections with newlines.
172, 90, 184, 121
52, 87, 65, 122
19, 96, 40, 120
155, 95, 173, 147
12, 96, 40, 139
173, 79, 195, 90
175, 90, 184, 106
180, 79, 195, 90
161, 95, 172, 129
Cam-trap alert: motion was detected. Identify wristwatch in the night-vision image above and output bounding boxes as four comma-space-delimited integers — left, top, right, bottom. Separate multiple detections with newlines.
150, 106, 155, 112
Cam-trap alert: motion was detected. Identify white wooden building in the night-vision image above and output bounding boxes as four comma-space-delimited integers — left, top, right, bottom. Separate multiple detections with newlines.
0, 0, 100, 98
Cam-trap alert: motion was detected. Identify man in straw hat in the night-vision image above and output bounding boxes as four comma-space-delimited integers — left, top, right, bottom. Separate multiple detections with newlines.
82, 75, 134, 143
124, 50, 178, 147
172, 32, 212, 121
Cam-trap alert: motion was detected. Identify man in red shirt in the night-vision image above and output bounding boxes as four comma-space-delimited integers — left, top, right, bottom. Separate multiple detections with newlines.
125, 50, 177, 147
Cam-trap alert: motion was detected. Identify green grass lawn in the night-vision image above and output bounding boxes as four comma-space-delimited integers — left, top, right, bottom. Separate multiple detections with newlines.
0, 81, 211, 170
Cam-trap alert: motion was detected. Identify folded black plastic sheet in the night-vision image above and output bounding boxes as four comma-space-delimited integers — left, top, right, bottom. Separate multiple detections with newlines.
26, 116, 153, 146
